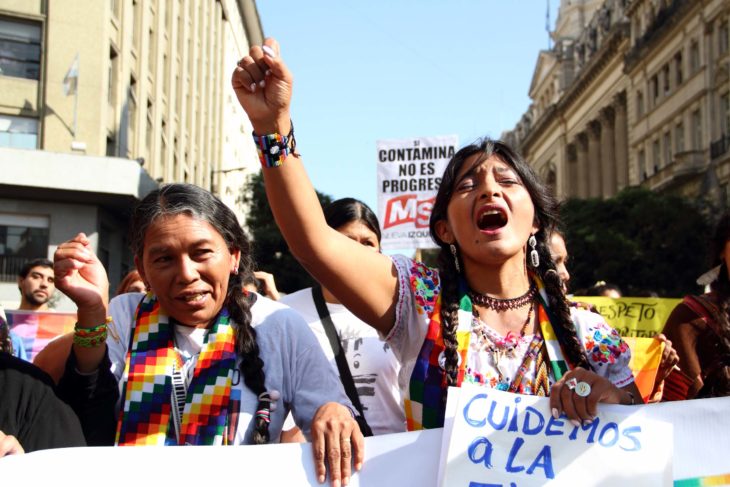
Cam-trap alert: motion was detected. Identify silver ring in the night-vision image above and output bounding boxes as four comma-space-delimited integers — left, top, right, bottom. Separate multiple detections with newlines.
341, 437, 351, 443
574, 381, 592, 397
566, 378, 578, 390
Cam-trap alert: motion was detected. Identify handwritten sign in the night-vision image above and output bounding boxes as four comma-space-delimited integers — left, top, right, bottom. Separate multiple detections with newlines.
376, 135, 457, 250
4, 397, 730, 485
441, 385, 673, 486
572, 297, 681, 337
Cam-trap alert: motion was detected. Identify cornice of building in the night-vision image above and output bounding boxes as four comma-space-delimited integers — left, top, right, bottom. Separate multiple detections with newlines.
519, 23, 628, 153
0, 147, 158, 209
559, 22, 629, 111
624, 0, 698, 73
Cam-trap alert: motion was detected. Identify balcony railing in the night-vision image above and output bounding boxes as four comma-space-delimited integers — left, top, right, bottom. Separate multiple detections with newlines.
710, 134, 730, 160
0, 255, 29, 282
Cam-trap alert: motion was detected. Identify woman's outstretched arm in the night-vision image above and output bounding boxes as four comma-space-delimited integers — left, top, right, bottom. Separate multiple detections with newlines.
232, 39, 399, 335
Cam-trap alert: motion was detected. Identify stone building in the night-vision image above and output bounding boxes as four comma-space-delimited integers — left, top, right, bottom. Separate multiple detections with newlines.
504, 0, 730, 207
0, 0, 263, 309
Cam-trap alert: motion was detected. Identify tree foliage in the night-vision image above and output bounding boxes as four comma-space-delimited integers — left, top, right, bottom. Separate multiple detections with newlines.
242, 171, 333, 294
561, 187, 711, 298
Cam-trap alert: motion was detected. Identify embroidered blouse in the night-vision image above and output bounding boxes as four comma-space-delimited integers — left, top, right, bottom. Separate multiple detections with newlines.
385, 255, 635, 428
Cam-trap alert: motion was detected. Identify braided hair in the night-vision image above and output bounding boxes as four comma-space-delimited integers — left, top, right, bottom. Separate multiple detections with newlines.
702, 213, 730, 397
130, 183, 271, 444
428, 139, 590, 388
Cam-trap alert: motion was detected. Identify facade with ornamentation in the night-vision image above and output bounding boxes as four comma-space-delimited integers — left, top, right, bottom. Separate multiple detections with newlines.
503, 0, 730, 207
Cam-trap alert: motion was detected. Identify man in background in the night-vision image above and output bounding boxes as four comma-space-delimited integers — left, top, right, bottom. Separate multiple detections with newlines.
17, 258, 55, 311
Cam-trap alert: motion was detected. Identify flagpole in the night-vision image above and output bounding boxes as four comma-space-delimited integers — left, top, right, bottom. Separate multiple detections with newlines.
72, 53, 78, 139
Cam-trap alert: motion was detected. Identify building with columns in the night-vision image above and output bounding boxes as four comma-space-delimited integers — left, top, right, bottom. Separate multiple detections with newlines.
504, 0, 730, 207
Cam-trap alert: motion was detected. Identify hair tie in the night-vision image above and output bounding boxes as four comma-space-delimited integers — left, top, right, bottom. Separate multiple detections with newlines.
258, 390, 281, 412
255, 409, 271, 423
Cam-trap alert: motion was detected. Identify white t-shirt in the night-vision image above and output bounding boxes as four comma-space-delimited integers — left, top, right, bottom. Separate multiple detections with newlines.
387, 255, 635, 396
106, 292, 351, 444
281, 288, 406, 435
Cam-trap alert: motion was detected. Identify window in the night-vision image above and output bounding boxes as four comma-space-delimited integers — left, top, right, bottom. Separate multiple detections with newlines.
675, 51, 683, 85
132, 1, 140, 51
148, 28, 155, 72
106, 135, 116, 157
651, 74, 659, 105
0, 214, 49, 282
721, 93, 730, 135
636, 90, 645, 118
145, 99, 153, 154
108, 47, 118, 105
127, 76, 137, 151
719, 21, 729, 56
663, 132, 672, 167
0, 17, 41, 80
675, 123, 685, 153
690, 40, 700, 72
638, 149, 646, 181
110, 0, 120, 19
663, 64, 670, 95
0, 114, 38, 149
652, 139, 660, 172
692, 109, 702, 150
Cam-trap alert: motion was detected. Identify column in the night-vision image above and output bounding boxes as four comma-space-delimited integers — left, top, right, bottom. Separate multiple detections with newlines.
566, 143, 578, 198
576, 133, 589, 199
600, 106, 616, 198
587, 120, 602, 198
614, 91, 629, 190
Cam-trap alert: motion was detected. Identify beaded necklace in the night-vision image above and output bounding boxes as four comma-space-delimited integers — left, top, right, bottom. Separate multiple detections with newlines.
471, 299, 536, 390
468, 285, 537, 312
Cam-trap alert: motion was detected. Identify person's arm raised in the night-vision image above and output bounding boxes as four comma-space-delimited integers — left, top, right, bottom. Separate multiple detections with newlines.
53, 232, 110, 373
232, 38, 398, 335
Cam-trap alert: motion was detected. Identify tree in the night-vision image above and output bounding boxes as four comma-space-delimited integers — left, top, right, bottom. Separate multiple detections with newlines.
561, 187, 711, 298
242, 171, 333, 294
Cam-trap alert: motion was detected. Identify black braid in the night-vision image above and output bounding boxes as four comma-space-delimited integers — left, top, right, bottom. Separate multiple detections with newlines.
131, 183, 271, 444
436, 246, 462, 388
227, 263, 271, 444
534, 230, 591, 370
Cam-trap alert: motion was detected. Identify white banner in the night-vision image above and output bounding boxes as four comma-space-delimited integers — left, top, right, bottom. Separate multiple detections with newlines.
376, 135, 458, 250
2, 395, 729, 486
440, 385, 673, 486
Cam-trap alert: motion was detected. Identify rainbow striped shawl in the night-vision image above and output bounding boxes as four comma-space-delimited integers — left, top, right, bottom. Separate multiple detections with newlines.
116, 294, 237, 445
404, 272, 571, 430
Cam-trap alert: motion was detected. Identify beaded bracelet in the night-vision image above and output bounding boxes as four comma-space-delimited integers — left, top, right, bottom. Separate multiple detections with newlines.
73, 317, 112, 348
252, 121, 298, 168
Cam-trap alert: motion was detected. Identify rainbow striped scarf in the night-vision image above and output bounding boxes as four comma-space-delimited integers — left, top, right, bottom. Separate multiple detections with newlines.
116, 294, 237, 445
405, 274, 571, 430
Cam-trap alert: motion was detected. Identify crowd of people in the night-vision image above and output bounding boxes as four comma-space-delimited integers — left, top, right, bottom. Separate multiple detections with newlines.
0, 37, 728, 483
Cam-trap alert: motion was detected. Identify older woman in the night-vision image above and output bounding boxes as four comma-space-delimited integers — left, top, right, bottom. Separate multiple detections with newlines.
54, 184, 361, 486
232, 38, 640, 430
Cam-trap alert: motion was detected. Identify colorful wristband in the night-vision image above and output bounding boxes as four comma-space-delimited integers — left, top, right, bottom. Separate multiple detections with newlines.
253, 132, 290, 168
252, 120, 298, 168
73, 317, 112, 348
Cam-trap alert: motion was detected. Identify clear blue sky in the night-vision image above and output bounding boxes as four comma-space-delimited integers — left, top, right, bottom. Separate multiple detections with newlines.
257, 1, 560, 213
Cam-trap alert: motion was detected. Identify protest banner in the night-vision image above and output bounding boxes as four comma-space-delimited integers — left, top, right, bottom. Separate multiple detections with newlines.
6, 309, 76, 361
440, 385, 673, 486
624, 336, 664, 402
2, 396, 730, 485
376, 135, 458, 250
572, 296, 681, 337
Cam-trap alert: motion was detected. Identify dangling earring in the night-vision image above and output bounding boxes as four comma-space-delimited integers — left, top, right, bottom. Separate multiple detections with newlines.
450, 244, 461, 273
528, 234, 540, 268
